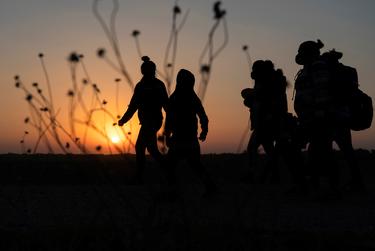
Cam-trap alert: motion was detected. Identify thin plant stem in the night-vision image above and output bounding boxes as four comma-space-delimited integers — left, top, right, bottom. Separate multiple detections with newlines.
198, 11, 228, 101
93, 0, 134, 90
39, 56, 68, 152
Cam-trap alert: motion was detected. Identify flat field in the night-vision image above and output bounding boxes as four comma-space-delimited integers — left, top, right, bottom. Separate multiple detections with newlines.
0, 152, 374, 250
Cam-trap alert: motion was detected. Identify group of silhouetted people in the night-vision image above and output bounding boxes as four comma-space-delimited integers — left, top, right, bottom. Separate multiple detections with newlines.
118, 39, 369, 199
118, 56, 216, 197
242, 39, 368, 197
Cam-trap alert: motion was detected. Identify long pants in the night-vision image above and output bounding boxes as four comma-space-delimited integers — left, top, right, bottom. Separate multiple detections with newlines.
167, 138, 215, 191
307, 125, 338, 190
247, 130, 279, 183
334, 128, 363, 185
135, 125, 164, 181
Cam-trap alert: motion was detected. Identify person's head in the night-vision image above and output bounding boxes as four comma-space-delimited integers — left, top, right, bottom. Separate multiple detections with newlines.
176, 69, 195, 91
251, 60, 274, 81
141, 56, 156, 77
274, 68, 288, 89
321, 49, 343, 65
295, 39, 324, 65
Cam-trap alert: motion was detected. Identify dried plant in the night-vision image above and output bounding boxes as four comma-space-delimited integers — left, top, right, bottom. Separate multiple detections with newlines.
162, 2, 190, 94
93, 0, 134, 90
197, 1, 228, 100
14, 53, 134, 154
14, 1, 228, 154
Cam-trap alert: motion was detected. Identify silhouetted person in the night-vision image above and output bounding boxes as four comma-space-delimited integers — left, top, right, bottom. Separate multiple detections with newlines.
321, 50, 365, 192
118, 56, 168, 183
242, 60, 288, 184
294, 40, 340, 195
164, 69, 216, 196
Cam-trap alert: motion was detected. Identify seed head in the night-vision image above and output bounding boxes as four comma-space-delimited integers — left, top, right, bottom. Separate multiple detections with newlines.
132, 30, 140, 37
213, 1, 226, 20
173, 5, 181, 15
26, 94, 33, 102
200, 64, 211, 73
68, 52, 80, 63
97, 48, 106, 58
67, 90, 74, 97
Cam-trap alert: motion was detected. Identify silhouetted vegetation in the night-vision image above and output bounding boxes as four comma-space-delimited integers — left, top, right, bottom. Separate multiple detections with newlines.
13, 1, 228, 154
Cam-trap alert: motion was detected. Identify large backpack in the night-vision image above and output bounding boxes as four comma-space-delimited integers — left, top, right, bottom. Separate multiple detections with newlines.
295, 52, 373, 131
349, 88, 373, 131
329, 61, 373, 131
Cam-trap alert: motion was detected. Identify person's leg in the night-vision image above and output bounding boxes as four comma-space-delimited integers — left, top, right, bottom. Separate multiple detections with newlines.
335, 128, 365, 190
309, 128, 338, 193
144, 127, 173, 184
165, 146, 179, 185
186, 140, 217, 195
262, 139, 278, 184
245, 130, 260, 182
323, 137, 339, 192
278, 139, 307, 193
162, 146, 180, 200
307, 140, 319, 191
146, 132, 165, 164
135, 126, 147, 183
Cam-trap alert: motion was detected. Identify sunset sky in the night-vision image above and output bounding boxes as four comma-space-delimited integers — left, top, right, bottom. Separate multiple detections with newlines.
1, 0, 374, 154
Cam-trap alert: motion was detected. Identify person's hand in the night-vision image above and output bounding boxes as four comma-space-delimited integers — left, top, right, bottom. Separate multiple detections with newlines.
199, 132, 207, 142
118, 119, 125, 126
165, 136, 172, 148
163, 132, 172, 147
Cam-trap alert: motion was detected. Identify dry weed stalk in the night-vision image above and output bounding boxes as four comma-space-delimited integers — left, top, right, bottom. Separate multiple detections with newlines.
14, 1, 228, 154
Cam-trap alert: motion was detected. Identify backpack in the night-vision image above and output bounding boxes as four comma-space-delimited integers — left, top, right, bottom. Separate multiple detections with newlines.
349, 89, 373, 131
241, 88, 255, 109
295, 51, 373, 131
328, 60, 373, 131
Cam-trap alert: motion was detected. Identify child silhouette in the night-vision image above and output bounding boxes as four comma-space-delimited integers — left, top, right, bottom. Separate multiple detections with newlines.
164, 69, 216, 196
118, 56, 168, 183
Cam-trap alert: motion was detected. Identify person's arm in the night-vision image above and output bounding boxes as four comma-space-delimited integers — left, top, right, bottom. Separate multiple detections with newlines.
118, 86, 139, 126
164, 99, 172, 137
195, 95, 209, 141
161, 81, 169, 114
163, 98, 174, 148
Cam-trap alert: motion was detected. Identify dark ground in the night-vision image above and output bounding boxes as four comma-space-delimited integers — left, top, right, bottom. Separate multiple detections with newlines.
0, 151, 375, 250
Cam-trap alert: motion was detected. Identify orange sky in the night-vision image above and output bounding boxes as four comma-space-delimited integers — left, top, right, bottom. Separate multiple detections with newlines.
1, 0, 375, 154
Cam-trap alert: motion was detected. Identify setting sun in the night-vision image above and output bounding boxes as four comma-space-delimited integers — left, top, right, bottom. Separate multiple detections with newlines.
111, 135, 121, 144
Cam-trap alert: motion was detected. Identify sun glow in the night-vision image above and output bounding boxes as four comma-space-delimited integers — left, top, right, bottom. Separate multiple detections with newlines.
111, 135, 121, 144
